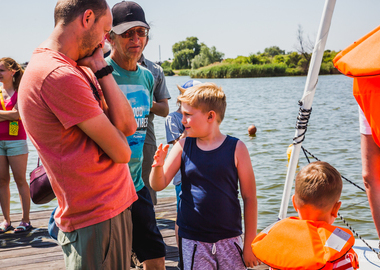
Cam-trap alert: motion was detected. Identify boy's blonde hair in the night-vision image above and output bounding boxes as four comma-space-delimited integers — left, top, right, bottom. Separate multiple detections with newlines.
177, 82, 226, 123
295, 161, 342, 210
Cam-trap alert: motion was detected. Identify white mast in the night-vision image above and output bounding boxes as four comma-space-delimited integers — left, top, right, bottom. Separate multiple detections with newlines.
278, 0, 337, 220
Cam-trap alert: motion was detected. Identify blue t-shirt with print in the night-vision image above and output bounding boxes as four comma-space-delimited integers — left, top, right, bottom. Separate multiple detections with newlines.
106, 57, 154, 192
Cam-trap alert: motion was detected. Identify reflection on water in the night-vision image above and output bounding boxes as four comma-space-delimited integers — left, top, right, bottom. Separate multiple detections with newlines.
8, 74, 376, 239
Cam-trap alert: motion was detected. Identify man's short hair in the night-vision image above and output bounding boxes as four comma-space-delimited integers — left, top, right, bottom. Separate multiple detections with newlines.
54, 0, 108, 26
177, 82, 226, 123
295, 161, 342, 210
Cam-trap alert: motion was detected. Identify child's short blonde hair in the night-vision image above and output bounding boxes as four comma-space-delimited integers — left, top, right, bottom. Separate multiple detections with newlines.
295, 161, 342, 210
177, 82, 226, 123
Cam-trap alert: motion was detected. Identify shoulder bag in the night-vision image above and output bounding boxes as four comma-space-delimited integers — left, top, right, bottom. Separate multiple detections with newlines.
30, 158, 55, 204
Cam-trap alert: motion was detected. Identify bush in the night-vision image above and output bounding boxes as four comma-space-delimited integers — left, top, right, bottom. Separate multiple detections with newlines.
178, 69, 191, 76
163, 68, 175, 76
190, 63, 287, 78
161, 61, 171, 70
285, 67, 304, 76
319, 62, 335, 75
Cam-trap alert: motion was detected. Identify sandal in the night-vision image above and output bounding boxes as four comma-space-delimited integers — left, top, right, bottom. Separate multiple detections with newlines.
14, 221, 32, 233
0, 221, 12, 234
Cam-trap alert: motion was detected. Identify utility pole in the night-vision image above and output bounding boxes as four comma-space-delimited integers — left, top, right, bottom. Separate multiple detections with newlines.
159, 45, 161, 65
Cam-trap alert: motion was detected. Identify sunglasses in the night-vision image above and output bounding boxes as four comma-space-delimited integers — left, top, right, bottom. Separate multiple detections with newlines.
119, 28, 149, 39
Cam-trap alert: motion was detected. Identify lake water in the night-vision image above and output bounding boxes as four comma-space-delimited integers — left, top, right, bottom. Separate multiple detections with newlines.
9, 74, 377, 240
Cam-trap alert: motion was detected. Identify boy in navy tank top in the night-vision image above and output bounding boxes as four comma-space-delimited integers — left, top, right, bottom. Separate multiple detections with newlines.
150, 83, 259, 269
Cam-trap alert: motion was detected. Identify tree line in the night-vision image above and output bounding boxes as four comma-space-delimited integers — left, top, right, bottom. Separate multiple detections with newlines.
161, 36, 340, 78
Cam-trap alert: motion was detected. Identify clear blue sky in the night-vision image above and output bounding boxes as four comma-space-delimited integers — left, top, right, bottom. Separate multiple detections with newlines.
2, 0, 380, 64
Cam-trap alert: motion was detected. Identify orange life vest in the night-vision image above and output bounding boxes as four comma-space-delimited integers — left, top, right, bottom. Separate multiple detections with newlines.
333, 25, 380, 147
251, 217, 359, 270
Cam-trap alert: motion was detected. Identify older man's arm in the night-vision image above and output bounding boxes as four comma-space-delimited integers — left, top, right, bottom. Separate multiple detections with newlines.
150, 98, 169, 117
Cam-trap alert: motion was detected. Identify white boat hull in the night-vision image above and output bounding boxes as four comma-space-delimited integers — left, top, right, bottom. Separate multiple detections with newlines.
354, 239, 380, 269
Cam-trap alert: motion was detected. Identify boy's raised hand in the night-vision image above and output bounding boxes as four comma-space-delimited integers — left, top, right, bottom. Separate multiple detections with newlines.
152, 143, 170, 167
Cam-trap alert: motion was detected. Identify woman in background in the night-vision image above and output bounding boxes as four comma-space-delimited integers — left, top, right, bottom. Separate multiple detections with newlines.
0, 57, 30, 233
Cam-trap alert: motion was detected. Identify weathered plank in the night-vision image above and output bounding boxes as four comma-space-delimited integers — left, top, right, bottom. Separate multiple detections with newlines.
0, 197, 179, 269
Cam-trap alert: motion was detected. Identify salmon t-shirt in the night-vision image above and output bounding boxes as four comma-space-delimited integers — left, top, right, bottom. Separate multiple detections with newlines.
18, 48, 137, 232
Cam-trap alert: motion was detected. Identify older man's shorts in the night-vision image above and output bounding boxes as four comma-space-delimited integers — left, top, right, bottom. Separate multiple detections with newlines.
131, 186, 166, 262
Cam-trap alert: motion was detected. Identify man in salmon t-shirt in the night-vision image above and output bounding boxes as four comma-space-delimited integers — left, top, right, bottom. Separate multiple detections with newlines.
18, 0, 138, 269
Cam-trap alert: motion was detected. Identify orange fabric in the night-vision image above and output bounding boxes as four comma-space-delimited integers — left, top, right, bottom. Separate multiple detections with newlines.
333, 25, 380, 147
333, 25, 380, 77
353, 77, 380, 146
251, 217, 358, 270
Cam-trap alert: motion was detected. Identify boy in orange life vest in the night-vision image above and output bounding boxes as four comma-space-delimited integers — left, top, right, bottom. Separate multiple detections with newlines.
252, 161, 359, 270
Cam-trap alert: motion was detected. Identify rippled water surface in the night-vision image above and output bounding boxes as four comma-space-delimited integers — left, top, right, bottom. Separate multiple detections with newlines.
11, 74, 376, 239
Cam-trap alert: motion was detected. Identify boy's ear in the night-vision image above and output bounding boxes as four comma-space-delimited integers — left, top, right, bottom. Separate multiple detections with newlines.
331, 201, 341, 218
207, 111, 216, 121
177, 85, 186, 94
292, 194, 298, 212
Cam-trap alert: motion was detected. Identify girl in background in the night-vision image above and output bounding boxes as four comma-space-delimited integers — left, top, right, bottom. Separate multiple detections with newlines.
0, 57, 30, 233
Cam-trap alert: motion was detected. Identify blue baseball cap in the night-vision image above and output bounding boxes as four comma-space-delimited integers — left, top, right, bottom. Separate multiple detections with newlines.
181, 80, 202, 89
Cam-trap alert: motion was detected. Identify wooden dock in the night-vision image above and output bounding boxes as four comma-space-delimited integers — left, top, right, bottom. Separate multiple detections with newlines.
0, 197, 180, 270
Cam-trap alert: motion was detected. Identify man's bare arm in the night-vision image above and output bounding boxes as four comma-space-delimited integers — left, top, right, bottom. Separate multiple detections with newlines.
78, 47, 137, 136
150, 98, 169, 117
77, 113, 131, 163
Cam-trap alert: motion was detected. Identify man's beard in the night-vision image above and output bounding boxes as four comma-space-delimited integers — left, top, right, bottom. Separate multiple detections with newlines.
79, 30, 98, 60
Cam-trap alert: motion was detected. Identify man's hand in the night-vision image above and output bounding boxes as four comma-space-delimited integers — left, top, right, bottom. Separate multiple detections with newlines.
77, 46, 107, 72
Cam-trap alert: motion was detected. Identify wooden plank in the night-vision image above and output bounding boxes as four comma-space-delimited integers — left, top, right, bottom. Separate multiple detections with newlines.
1, 251, 64, 268
3, 259, 66, 270
0, 197, 179, 269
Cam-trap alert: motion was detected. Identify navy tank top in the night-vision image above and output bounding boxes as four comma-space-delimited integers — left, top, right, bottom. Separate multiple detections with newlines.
178, 135, 242, 243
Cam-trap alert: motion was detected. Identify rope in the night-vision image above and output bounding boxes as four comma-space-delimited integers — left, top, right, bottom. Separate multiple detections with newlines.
301, 147, 366, 192
338, 213, 380, 258
293, 101, 312, 145
300, 146, 379, 257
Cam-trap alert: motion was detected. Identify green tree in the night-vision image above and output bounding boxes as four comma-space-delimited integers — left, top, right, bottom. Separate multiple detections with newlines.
191, 44, 224, 69
172, 37, 201, 69
249, 54, 260, 64
161, 60, 171, 69
322, 50, 338, 63
264, 46, 285, 56
172, 37, 201, 54
172, 49, 195, 70
273, 55, 286, 64
258, 53, 271, 64
286, 52, 302, 68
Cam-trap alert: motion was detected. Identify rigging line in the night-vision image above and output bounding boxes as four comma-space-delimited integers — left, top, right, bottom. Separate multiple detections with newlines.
301, 146, 366, 193
293, 104, 312, 145
301, 146, 311, 164
338, 213, 380, 258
